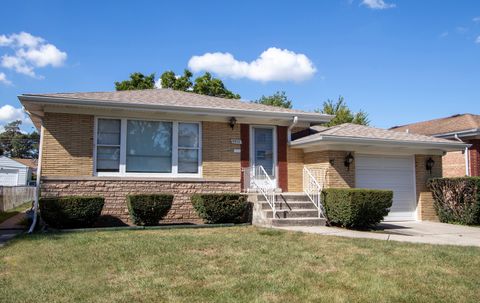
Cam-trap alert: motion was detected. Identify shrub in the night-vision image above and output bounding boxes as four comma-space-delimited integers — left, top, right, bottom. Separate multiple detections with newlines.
322, 188, 393, 228
39, 196, 104, 229
127, 194, 174, 226
428, 177, 480, 225
191, 193, 249, 224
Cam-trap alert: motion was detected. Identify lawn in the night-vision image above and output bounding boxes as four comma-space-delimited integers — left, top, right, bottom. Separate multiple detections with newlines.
1, 226, 479, 303
0, 202, 31, 225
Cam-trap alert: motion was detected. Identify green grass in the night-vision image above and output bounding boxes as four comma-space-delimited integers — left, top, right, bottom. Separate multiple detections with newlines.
1, 226, 479, 303
0, 202, 31, 225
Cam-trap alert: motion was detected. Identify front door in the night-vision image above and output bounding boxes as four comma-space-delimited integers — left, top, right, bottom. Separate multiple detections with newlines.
251, 126, 277, 186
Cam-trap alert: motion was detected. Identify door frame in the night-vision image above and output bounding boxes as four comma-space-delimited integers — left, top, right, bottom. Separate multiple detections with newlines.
249, 125, 278, 187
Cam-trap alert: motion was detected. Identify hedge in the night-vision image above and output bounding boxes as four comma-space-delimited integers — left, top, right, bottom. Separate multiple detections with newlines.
127, 194, 174, 226
322, 188, 393, 228
191, 193, 249, 224
428, 177, 480, 225
39, 196, 104, 229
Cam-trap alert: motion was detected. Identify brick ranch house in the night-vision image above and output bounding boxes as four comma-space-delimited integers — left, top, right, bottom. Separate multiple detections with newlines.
391, 114, 480, 177
19, 89, 467, 225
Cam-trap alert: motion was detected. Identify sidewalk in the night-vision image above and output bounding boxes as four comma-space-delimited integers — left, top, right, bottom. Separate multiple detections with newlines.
0, 212, 26, 248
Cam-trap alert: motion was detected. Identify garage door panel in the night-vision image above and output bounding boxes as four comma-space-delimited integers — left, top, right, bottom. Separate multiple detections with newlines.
0, 169, 19, 186
356, 154, 416, 221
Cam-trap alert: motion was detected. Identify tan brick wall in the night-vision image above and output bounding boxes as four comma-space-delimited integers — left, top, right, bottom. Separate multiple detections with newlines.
304, 150, 355, 188
42, 112, 94, 177
41, 179, 240, 225
442, 151, 466, 177
415, 155, 442, 221
41, 115, 241, 180
287, 147, 304, 192
202, 122, 241, 180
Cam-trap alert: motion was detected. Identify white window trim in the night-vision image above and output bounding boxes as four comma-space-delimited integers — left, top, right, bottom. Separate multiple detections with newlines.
93, 117, 202, 178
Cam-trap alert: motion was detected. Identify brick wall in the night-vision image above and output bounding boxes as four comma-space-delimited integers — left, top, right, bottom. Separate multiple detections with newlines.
442, 151, 466, 177
304, 150, 355, 188
469, 139, 480, 177
41, 178, 240, 225
287, 147, 304, 192
415, 155, 442, 221
42, 112, 94, 177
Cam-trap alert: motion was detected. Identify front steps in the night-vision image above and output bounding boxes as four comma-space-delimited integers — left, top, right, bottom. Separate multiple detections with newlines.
251, 193, 326, 227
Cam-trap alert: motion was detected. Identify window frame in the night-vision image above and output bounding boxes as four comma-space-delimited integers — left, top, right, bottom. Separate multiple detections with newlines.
93, 117, 202, 178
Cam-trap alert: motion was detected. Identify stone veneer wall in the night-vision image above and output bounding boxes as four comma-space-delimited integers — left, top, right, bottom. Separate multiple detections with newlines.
41, 178, 240, 225
415, 155, 442, 221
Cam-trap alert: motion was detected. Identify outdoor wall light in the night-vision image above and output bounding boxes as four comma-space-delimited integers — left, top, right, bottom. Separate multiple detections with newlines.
344, 152, 354, 170
426, 157, 435, 174
229, 117, 237, 130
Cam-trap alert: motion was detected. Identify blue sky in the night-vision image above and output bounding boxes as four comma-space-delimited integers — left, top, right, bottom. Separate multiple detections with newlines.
1, 0, 479, 132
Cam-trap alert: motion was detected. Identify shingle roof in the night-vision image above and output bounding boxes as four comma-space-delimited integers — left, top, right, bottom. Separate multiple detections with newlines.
11, 158, 37, 169
390, 114, 480, 136
22, 89, 323, 116
292, 123, 466, 146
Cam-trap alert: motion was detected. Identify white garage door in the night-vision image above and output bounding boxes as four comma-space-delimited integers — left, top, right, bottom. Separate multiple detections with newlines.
0, 169, 19, 186
356, 154, 416, 221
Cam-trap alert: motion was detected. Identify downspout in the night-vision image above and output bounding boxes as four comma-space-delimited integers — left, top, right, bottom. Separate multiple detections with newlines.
454, 133, 469, 176
287, 116, 299, 143
28, 118, 44, 234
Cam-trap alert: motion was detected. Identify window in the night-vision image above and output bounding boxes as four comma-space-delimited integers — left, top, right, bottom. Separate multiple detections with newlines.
95, 118, 201, 177
96, 119, 121, 172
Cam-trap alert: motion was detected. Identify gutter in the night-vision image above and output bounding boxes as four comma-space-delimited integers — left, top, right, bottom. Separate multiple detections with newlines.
19, 95, 333, 124
454, 134, 470, 176
28, 116, 44, 234
434, 128, 480, 139
287, 116, 298, 143
291, 134, 471, 150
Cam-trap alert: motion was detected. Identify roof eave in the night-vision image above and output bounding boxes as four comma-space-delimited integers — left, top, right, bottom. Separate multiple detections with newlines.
18, 95, 333, 124
433, 128, 480, 139
291, 135, 470, 151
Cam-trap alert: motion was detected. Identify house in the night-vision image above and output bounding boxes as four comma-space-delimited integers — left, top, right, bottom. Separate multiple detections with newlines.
390, 114, 480, 177
0, 156, 36, 186
19, 89, 467, 225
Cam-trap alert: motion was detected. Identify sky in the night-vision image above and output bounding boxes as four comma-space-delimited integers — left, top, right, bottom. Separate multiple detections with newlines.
1, 0, 479, 133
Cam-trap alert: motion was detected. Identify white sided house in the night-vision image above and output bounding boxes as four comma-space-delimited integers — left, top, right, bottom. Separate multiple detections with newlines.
0, 156, 34, 186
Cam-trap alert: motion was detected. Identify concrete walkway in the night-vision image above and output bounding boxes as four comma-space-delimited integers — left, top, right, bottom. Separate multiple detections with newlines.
0, 212, 26, 248
275, 221, 480, 247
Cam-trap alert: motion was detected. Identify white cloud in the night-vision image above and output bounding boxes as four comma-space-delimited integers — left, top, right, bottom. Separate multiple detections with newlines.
361, 0, 396, 10
188, 47, 316, 82
0, 32, 67, 78
476, 36, 480, 44
0, 105, 29, 125
0, 72, 12, 85
440, 31, 449, 38
473, 17, 480, 23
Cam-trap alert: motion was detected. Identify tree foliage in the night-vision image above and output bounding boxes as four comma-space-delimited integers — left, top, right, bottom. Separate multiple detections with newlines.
160, 69, 193, 91
254, 91, 292, 108
115, 72, 155, 91
0, 120, 39, 158
315, 96, 370, 126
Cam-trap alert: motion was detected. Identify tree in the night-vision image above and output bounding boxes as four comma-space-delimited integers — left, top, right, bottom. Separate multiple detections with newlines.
160, 69, 193, 91
254, 91, 292, 109
115, 72, 155, 91
158, 70, 240, 99
315, 96, 370, 127
0, 120, 39, 158
193, 72, 240, 99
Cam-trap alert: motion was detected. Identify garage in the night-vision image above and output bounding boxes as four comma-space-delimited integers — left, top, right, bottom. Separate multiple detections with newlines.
356, 154, 417, 221
0, 168, 20, 186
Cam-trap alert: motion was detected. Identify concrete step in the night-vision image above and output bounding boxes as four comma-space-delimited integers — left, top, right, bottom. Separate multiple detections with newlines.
265, 209, 319, 219
260, 201, 317, 210
271, 218, 327, 227
258, 195, 311, 203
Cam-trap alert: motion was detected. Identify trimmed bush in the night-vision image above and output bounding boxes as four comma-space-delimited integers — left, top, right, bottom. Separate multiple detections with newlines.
39, 196, 104, 229
127, 194, 173, 226
322, 188, 393, 228
428, 177, 480, 225
191, 193, 249, 224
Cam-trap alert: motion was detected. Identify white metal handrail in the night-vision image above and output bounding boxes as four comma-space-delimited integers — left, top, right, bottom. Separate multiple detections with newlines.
303, 166, 326, 218
243, 165, 276, 217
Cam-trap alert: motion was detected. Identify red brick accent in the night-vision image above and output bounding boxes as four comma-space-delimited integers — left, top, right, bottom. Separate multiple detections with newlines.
277, 126, 288, 191
469, 139, 480, 177
240, 124, 250, 190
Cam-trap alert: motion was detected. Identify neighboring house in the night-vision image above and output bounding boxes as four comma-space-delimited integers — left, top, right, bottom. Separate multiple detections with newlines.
19, 89, 467, 224
390, 114, 480, 177
0, 156, 36, 186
